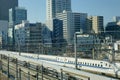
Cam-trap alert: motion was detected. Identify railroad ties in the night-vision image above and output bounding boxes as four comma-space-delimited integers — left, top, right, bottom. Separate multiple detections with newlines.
0, 53, 118, 80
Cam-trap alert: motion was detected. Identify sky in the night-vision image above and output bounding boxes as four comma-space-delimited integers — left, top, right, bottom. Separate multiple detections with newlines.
19, 0, 120, 25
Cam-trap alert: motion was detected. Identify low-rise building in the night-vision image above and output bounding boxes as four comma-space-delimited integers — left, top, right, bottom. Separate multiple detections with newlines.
14, 21, 43, 53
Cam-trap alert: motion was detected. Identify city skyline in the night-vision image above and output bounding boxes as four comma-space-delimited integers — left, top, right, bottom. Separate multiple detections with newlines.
19, 0, 120, 25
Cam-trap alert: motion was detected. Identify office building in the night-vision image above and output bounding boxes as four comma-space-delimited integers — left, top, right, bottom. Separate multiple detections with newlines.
52, 19, 63, 47
0, 20, 8, 48
0, 0, 18, 20
113, 16, 120, 22
8, 7, 27, 50
72, 13, 88, 33
9, 7, 27, 26
46, 0, 71, 32
105, 21, 120, 41
87, 16, 93, 33
92, 16, 104, 34
15, 21, 43, 52
88, 16, 104, 34
46, 0, 71, 20
42, 25, 52, 47
56, 11, 73, 45
0, 33, 2, 49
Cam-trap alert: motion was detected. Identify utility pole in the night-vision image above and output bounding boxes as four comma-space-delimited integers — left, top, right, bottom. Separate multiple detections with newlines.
111, 36, 115, 62
74, 32, 81, 69
18, 40, 21, 56
74, 33, 77, 69
7, 56, 9, 79
15, 58, 18, 80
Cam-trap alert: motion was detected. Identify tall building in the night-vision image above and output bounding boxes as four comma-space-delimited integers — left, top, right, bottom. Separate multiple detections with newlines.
46, 0, 71, 45
0, 20, 8, 48
46, 0, 71, 32
8, 7, 27, 50
9, 7, 27, 26
46, 0, 71, 20
113, 16, 120, 22
72, 13, 88, 33
92, 16, 104, 34
52, 19, 63, 47
0, 0, 18, 20
105, 21, 120, 41
56, 11, 73, 45
88, 16, 104, 34
87, 16, 93, 33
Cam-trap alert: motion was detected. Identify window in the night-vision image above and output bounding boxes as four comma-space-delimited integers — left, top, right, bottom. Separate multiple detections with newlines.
106, 63, 107, 66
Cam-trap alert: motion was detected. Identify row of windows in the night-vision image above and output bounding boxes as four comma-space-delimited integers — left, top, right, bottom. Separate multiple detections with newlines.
57, 59, 104, 67
78, 62, 103, 67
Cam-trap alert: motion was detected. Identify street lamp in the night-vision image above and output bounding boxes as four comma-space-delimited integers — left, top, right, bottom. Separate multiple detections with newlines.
74, 32, 81, 69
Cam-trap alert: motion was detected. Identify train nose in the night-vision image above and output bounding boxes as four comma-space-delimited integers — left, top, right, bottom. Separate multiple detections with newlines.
116, 70, 120, 78
115, 63, 120, 69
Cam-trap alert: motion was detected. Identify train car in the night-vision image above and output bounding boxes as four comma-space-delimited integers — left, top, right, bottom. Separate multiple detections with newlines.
0, 50, 120, 78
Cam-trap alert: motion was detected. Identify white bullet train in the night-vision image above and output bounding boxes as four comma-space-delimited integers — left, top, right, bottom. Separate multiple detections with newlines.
0, 50, 120, 79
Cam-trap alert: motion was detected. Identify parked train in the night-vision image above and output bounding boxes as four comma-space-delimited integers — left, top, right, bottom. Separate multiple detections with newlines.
0, 50, 120, 79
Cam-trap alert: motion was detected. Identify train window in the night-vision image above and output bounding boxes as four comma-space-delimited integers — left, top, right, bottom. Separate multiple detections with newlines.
109, 65, 111, 67
95, 64, 97, 66
106, 63, 107, 66
98, 64, 100, 67
68, 61, 70, 63
90, 63, 91, 66
101, 65, 103, 67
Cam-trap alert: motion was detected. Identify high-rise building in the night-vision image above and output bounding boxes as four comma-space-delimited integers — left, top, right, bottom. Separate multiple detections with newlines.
46, 0, 71, 45
52, 19, 63, 47
113, 16, 120, 22
9, 7, 27, 26
87, 16, 93, 33
8, 7, 27, 50
0, 20, 8, 48
88, 16, 104, 34
0, 0, 18, 20
105, 21, 120, 41
72, 13, 88, 33
56, 11, 73, 45
46, 0, 71, 31
46, 0, 71, 20
92, 16, 104, 34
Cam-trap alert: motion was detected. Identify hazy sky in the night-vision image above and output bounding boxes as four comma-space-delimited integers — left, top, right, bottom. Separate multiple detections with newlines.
19, 0, 120, 25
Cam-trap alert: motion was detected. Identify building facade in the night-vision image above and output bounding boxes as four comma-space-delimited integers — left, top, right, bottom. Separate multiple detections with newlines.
56, 11, 73, 45
46, 0, 71, 20
113, 16, 120, 22
14, 21, 43, 52
9, 7, 27, 25
72, 13, 88, 33
46, 0, 71, 32
88, 16, 104, 34
52, 19, 63, 47
0, 0, 18, 20
46, 0, 72, 46
105, 21, 120, 41
0, 20, 8, 48
8, 7, 27, 50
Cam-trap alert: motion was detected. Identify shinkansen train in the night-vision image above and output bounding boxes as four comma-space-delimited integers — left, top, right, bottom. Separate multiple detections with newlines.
0, 50, 120, 79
